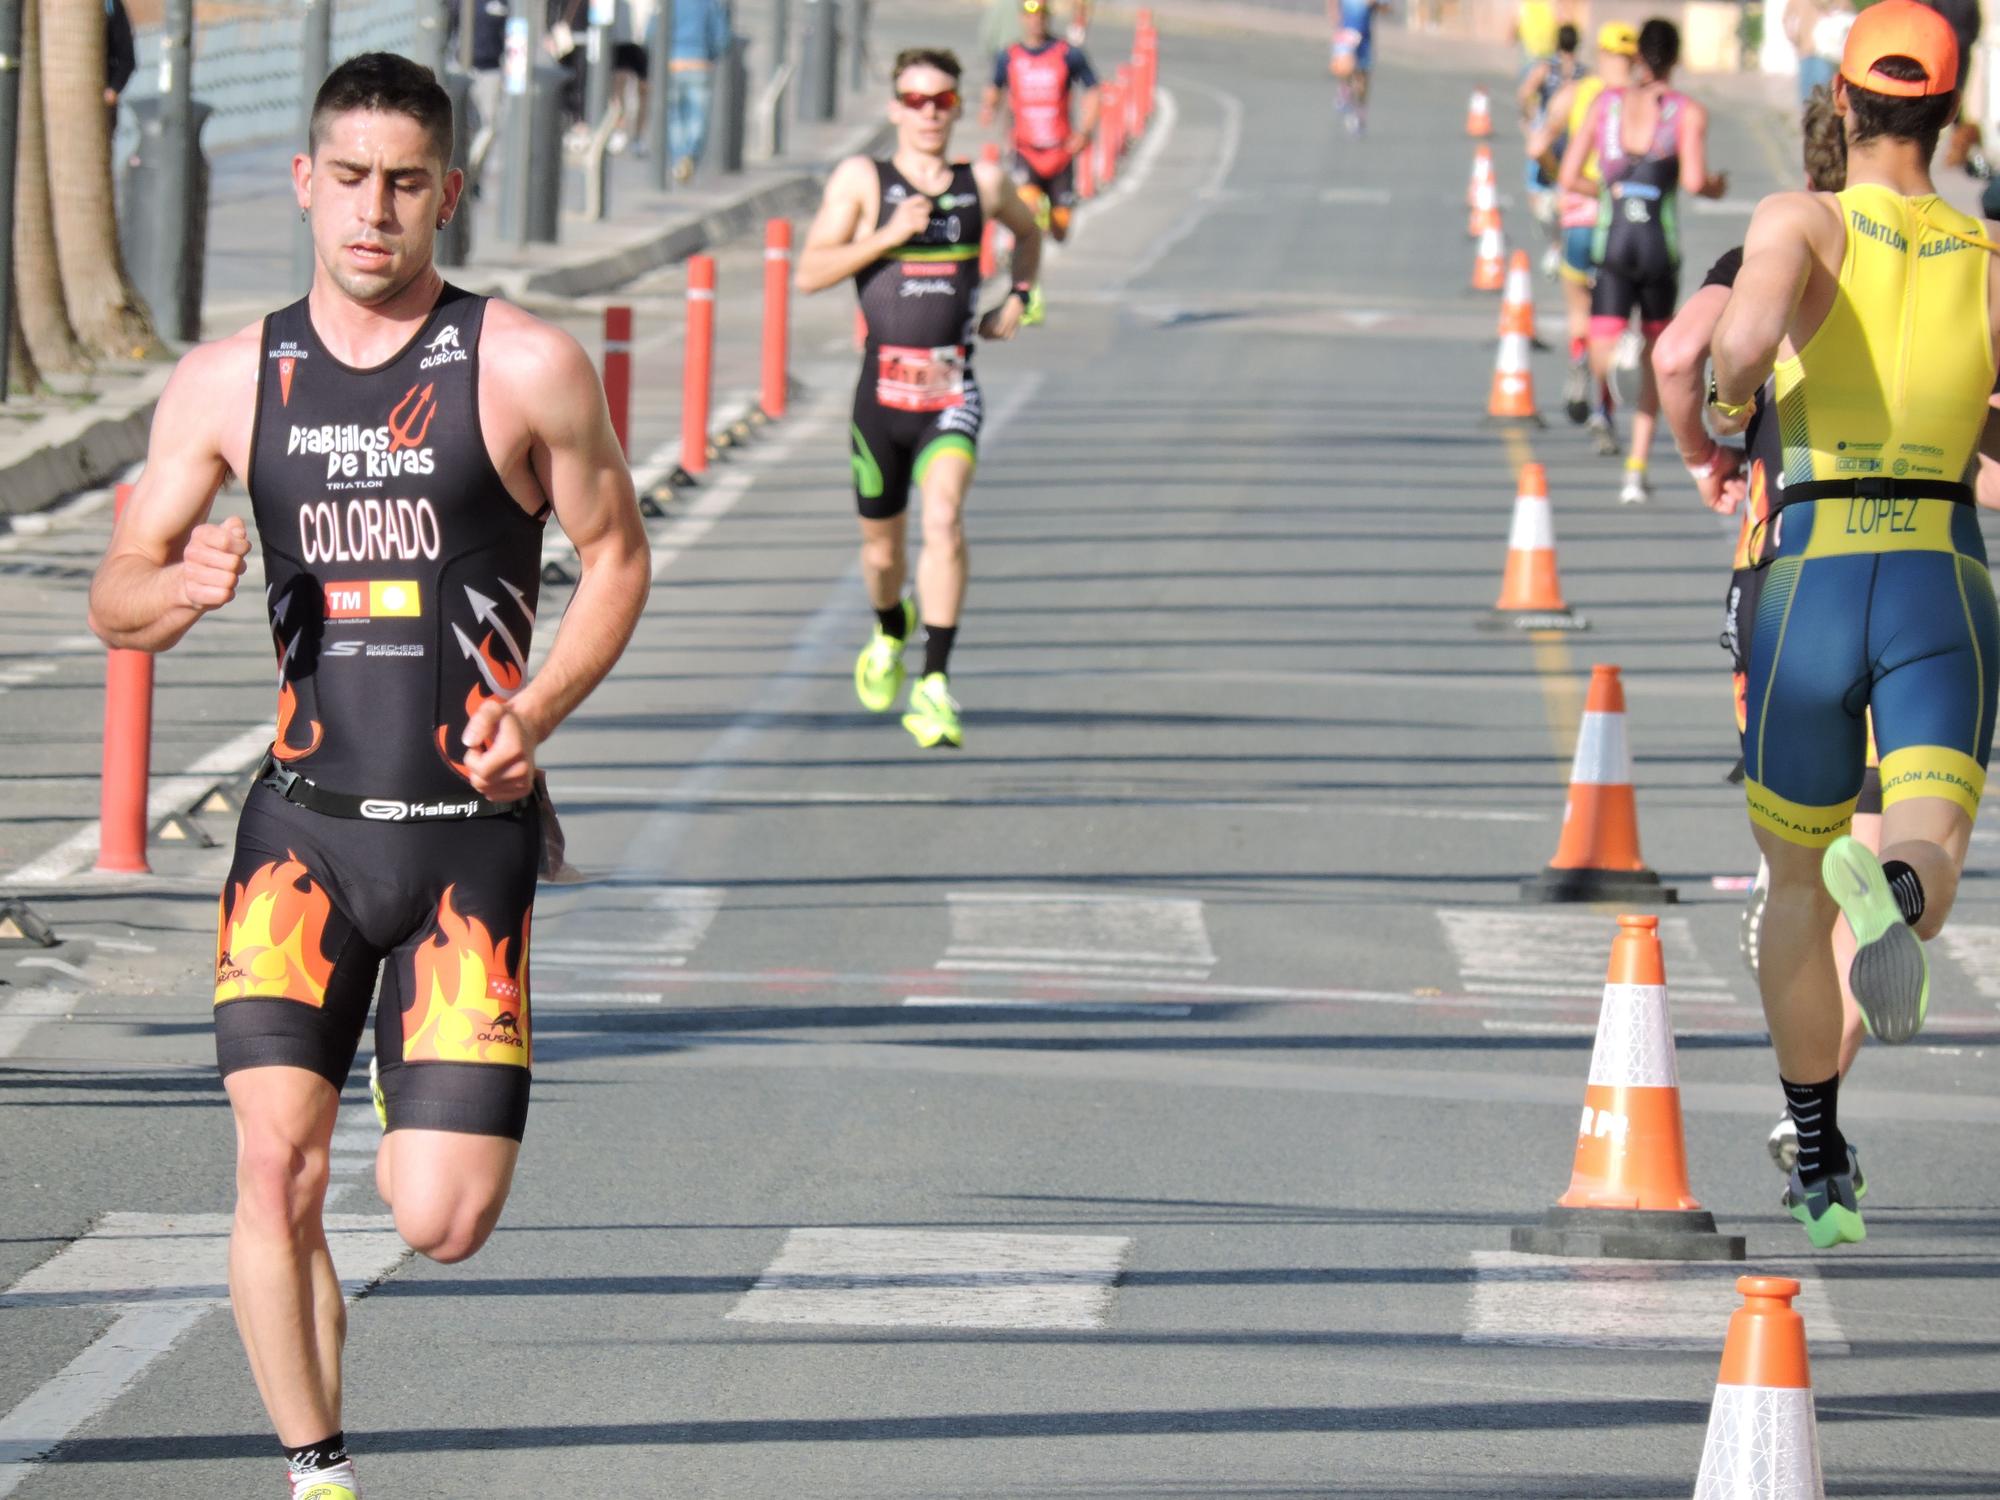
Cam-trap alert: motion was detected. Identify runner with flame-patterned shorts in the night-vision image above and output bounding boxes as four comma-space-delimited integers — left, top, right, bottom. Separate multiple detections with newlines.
213, 284, 546, 1139
215, 793, 537, 1138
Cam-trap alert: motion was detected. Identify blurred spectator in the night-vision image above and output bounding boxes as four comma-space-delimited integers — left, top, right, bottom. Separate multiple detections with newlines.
1785, 0, 1853, 105
665, 0, 729, 183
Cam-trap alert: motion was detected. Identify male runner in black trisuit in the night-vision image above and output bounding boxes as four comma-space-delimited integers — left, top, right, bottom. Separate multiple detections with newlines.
87, 54, 649, 1499
797, 47, 1042, 749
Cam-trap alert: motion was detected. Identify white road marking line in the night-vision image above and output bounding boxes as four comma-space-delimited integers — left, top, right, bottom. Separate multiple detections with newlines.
1117, 83, 1242, 289
0, 720, 274, 892
72, 937, 155, 955
1463, 1251, 1848, 1354
533, 952, 688, 968
14, 958, 90, 982
1939, 925, 2000, 1000
944, 893, 1216, 983
1320, 186, 1394, 204
0, 1212, 406, 1492
727, 1229, 1131, 1330
1440, 909, 1736, 1000
0, 988, 73, 1062
0, 633, 101, 700
904, 996, 1195, 1018
533, 990, 666, 1004
937, 958, 1215, 981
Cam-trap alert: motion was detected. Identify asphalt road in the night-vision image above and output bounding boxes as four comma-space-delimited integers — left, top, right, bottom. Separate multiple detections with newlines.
3, 13, 1998, 1499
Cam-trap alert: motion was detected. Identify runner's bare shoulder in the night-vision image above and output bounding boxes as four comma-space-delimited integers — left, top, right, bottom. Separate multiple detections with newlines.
153, 319, 261, 460
471, 297, 600, 428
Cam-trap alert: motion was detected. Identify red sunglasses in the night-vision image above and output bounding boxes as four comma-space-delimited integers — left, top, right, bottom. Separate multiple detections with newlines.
896, 89, 959, 114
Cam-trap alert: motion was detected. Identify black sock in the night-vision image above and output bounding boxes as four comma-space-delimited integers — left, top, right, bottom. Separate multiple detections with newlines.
1881, 859, 1926, 927
922, 624, 957, 679
874, 601, 908, 639
284, 1433, 348, 1477
1781, 1075, 1848, 1184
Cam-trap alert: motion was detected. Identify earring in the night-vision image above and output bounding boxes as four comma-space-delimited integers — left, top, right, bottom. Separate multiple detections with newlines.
437, 217, 448, 230
299, 207, 308, 221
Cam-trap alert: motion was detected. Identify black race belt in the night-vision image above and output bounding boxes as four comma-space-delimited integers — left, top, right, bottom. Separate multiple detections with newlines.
1775, 478, 1973, 508
256, 751, 530, 822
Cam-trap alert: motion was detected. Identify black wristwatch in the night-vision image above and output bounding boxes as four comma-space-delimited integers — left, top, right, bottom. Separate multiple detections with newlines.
1008, 281, 1033, 305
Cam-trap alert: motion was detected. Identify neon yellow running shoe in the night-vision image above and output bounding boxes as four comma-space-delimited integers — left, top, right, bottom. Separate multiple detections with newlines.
1021, 283, 1046, 328
1822, 834, 1929, 1043
854, 599, 915, 713
367, 1054, 387, 1130
298, 1486, 358, 1500
902, 673, 963, 749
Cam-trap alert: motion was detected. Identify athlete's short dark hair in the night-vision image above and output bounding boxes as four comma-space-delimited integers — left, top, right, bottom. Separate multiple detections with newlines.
1800, 84, 1848, 192
1556, 23, 1579, 53
1845, 56, 1958, 153
892, 47, 962, 88
310, 52, 453, 166
1637, 19, 1680, 78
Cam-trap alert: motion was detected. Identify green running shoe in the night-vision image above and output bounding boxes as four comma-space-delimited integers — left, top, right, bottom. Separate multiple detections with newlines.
1785, 1165, 1866, 1249
854, 600, 915, 713
1021, 283, 1046, 328
1822, 834, 1929, 1043
1782, 1144, 1865, 1208
902, 672, 963, 749
367, 1054, 387, 1131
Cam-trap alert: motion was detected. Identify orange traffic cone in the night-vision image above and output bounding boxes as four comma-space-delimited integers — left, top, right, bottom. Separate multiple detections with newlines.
1693, 1278, 1826, 1499
1484, 464, 1582, 630
1472, 221, 1506, 291
1521, 666, 1676, 902
1467, 87, 1492, 138
1485, 331, 1542, 427
1467, 143, 1493, 208
1468, 171, 1501, 239
1512, 915, 1740, 1257
1497, 250, 1537, 341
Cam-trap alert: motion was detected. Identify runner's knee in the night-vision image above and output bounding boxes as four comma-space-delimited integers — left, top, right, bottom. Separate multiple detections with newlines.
395, 1194, 503, 1264
235, 1132, 330, 1236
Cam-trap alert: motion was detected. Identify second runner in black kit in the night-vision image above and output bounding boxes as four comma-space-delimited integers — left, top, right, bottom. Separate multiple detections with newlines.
850, 158, 987, 533
799, 47, 1042, 749
218, 286, 545, 1139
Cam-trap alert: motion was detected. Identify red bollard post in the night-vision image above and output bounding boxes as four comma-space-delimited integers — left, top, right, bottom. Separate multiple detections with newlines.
980, 217, 998, 279
603, 306, 632, 457
1100, 81, 1123, 183
96, 482, 152, 875
681, 255, 716, 478
1118, 63, 1139, 142
761, 219, 792, 420
1076, 129, 1097, 200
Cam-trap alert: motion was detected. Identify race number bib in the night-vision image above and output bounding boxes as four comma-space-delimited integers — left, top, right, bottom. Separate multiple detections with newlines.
876, 345, 968, 413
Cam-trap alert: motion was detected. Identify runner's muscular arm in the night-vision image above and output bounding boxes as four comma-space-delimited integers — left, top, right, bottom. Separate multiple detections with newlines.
87, 334, 255, 653
975, 157, 1040, 341
1652, 283, 1743, 512
1711, 194, 1817, 421
1527, 79, 1573, 163
1556, 92, 1603, 198
796, 156, 918, 294
1679, 100, 1727, 199
466, 310, 650, 801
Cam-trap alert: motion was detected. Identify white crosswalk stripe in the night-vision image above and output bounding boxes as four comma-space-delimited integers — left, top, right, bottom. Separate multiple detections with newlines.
532, 885, 724, 1002
1463, 1252, 1848, 1353
941, 892, 1216, 982
728, 1229, 1132, 1330
1438, 909, 1738, 998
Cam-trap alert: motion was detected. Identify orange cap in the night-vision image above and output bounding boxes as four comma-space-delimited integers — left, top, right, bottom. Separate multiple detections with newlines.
1841, 0, 1959, 97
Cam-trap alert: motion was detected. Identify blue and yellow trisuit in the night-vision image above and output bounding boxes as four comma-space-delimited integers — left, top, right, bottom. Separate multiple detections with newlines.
1741, 184, 2000, 846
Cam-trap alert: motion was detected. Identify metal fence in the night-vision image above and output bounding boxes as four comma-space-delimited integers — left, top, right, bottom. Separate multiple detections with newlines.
121, 1, 440, 152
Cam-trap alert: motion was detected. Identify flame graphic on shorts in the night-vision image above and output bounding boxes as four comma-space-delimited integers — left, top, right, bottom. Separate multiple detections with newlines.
403, 886, 530, 1066
214, 855, 337, 1005
273, 679, 324, 763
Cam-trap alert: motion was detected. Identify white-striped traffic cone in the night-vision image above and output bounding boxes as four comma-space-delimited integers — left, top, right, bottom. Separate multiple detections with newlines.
1693, 1277, 1826, 1499
1522, 665, 1674, 902
1485, 463, 1579, 630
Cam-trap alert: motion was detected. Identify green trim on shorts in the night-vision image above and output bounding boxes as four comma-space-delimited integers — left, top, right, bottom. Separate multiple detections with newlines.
850, 423, 885, 501
914, 433, 977, 486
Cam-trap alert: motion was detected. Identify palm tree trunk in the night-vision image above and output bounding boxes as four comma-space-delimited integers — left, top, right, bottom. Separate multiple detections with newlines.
10, 284, 44, 397
15, 0, 87, 372
41, 0, 158, 360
